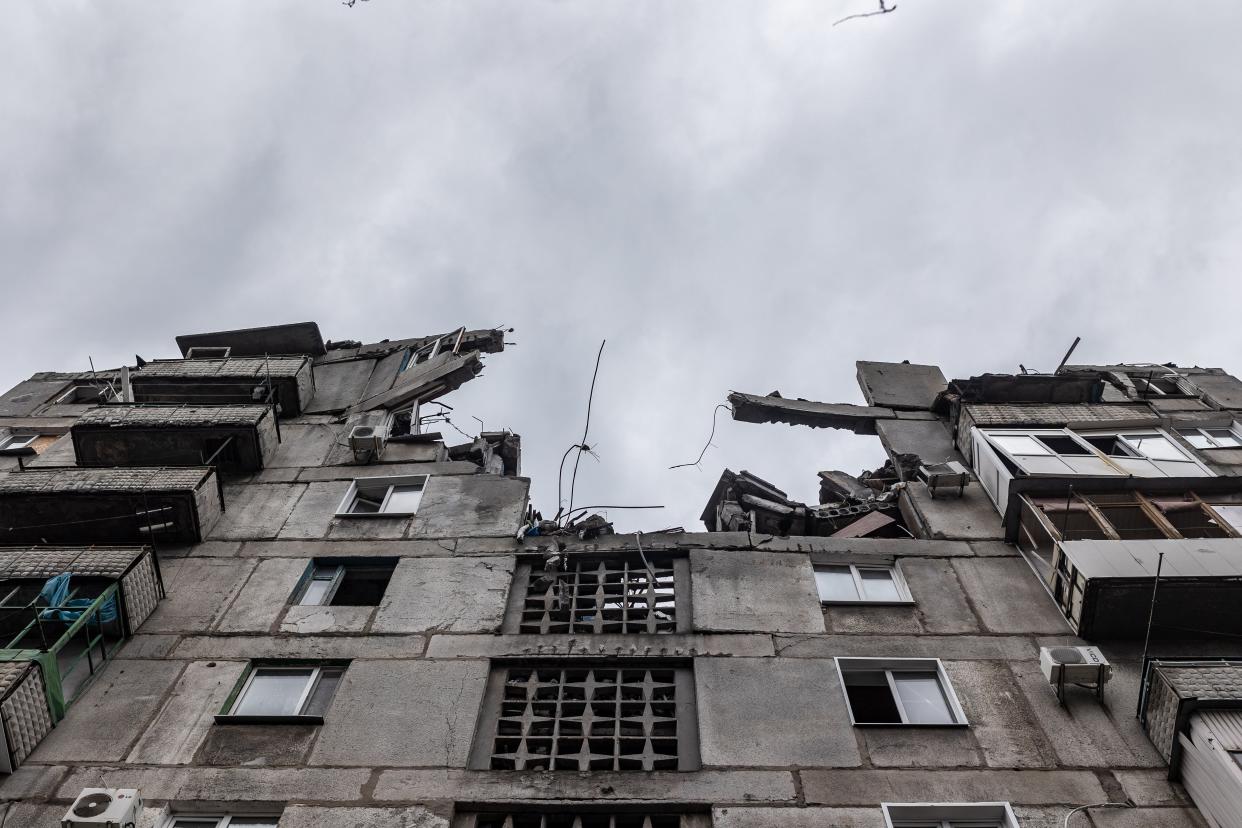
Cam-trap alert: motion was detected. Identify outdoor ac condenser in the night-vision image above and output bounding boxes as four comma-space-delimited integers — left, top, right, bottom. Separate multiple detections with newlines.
61, 788, 142, 828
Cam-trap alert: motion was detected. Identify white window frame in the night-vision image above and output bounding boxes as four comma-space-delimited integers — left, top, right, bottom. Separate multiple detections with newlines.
1177, 424, 1242, 450
159, 815, 283, 828
223, 664, 342, 719
835, 657, 969, 726
335, 474, 428, 517
815, 562, 914, 605
883, 802, 1019, 828
981, 427, 1211, 476
1126, 369, 1189, 397
55, 384, 117, 404
295, 563, 346, 605
0, 434, 38, 452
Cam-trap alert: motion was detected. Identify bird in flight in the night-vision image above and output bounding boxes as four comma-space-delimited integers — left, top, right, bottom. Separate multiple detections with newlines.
833, 0, 897, 27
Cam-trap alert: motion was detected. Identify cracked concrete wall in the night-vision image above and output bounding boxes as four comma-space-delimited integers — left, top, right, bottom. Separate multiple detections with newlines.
0, 364, 1221, 828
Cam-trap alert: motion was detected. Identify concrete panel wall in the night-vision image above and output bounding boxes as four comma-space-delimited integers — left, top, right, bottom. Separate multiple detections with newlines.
4, 352, 1226, 828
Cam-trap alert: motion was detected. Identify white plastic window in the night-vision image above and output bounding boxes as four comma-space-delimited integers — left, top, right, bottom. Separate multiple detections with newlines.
837, 658, 967, 726
1211, 505, 1242, 532
1178, 426, 1242, 449
815, 564, 912, 604
0, 435, 37, 451
298, 564, 343, 605
982, 428, 1209, 478
337, 475, 427, 516
226, 665, 344, 718
166, 817, 281, 828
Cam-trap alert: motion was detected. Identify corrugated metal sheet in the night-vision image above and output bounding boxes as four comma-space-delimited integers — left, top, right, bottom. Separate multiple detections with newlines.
1062, 538, 1242, 579
1183, 716, 1242, 828
1200, 710, 1242, 750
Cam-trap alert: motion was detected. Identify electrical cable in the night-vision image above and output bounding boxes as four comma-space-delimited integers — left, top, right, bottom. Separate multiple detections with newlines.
1063, 802, 1132, 827
566, 340, 606, 521
669, 404, 731, 470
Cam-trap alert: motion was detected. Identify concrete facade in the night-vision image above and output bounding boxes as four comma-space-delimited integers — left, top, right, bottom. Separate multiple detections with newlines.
0, 328, 1231, 827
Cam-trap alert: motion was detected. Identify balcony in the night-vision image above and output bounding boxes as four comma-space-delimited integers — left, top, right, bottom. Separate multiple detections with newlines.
129, 355, 314, 417
71, 404, 278, 473
1140, 659, 1242, 827
0, 545, 162, 772
0, 467, 222, 545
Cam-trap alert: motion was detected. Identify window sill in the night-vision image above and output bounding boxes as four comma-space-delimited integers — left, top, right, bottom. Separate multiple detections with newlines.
821, 600, 916, 607
852, 721, 969, 728
214, 714, 324, 726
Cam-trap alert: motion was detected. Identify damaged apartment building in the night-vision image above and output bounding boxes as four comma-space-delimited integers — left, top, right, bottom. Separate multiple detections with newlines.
0, 326, 1240, 828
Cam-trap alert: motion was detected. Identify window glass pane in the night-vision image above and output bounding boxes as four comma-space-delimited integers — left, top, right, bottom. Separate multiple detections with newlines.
988, 434, 1051, 456
1207, 428, 1242, 447
1211, 505, 1242, 532
382, 483, 424, 514
232, 669, 313, 716
1122, 434, 1187, 461
300, 577, 333, 606
348, 489, 384, 513
858, 568, 902, 602
892, 670, 956, 724
229, 818, 281, 827
815, 567, 859, 602
171, 821, 220, 828
1178, 430, 1215, 449
302, 666, 344, 716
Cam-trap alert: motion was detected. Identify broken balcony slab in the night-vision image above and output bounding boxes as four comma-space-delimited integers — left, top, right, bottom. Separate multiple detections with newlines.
357, 350, 484, 412
175, 321, 327, 358
130, 356, 314, 417
875, 419, 961, 467
856, 361, 948, 411
727, 391, 894, 434
71, 404, 278, 472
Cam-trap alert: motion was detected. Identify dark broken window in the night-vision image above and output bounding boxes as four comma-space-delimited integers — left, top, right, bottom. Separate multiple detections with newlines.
509, 555, 687, 634
471, 663, 699, 772
1081, 435, 1134, 457
294, 559, 397, 606
1035, 435, 1092, 456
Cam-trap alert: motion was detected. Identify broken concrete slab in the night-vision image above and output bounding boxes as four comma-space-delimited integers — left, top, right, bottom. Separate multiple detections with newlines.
875, 419, 962, 467
856, 361, 947, 410
728, 391, 894, 434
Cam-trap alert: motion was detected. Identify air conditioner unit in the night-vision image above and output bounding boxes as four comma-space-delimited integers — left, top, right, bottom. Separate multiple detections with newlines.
349, 425, 386, 456
62, 788, 142, 828
1040, 646, 1112, 703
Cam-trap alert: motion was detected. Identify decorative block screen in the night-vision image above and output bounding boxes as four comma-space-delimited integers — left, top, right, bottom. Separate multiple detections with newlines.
471, 662, 698, 772
508, 556, 688, 635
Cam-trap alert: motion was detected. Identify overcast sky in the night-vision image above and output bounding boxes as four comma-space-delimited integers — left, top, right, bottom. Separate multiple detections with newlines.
3, 2, 1241, 531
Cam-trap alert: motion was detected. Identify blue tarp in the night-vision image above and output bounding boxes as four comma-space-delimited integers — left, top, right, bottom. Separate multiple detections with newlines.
38, 573, 117, 624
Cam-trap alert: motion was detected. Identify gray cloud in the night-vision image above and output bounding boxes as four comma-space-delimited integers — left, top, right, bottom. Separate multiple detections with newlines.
2, 1, 1240, 529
